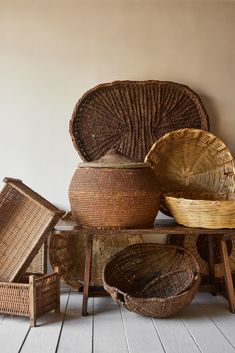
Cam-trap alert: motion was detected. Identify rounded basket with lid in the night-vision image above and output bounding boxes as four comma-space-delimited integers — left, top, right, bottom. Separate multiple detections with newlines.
69, 150, 160, 229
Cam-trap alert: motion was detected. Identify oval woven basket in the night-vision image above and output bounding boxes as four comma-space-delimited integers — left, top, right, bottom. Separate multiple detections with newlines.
70, 80, 209, 162
164, 192, 235, 229
103, 243, 200, 318
49, 229, 143, 290
145, 129, 235, 215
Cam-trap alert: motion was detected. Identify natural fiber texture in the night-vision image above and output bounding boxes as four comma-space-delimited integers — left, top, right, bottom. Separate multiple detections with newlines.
0, 273, 60, 326
164, 192, 235, 229
69, 80, 209, 162
103, 243, 200, 318
49, 229, 143, 289
145, 129, 235, 214
168, 233, 235, 283
69, 165, 160, 229
0, 178, 64, 282
138, 269, 194, 298
27, 242, 48, 274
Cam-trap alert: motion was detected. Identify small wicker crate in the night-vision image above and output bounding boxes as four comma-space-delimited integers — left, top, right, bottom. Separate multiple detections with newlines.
0, 273, 60, 327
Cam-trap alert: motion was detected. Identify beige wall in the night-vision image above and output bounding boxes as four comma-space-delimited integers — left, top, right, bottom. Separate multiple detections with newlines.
0, 0, 235, 210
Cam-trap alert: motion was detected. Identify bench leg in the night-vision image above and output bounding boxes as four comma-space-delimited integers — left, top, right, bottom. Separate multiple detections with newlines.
220, 238, 235, 313
82, 232, 94, 316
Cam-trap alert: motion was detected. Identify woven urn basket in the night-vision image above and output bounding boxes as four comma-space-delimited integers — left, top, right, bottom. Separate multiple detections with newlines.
103, 243, 200, 318
69, 150, 160, 229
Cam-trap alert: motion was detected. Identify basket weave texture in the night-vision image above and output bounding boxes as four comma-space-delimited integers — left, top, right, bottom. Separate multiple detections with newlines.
0, 273, 60, 326
164, 192, 235, 229
70, 80, 209, 162
103, 243, 200, 318
168, 232, 235, 283
27, 242, 48, 274
49, 228, 143, 289
0, 177, 65, 282
69, 163, 160, 229
145, 128, 235, 214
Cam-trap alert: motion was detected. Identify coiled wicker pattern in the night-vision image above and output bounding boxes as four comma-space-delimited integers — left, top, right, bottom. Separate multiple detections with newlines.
69, 80, 209, 162
145, 128, 235, 214
103, 243, 200, 318
164, 193, 235, 229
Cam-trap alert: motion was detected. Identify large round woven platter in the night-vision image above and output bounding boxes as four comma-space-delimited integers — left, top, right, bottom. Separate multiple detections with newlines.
49, 229, 143, 290
145, 128, 235, 214
168, 234, 235, 283
69, 80, 209, 162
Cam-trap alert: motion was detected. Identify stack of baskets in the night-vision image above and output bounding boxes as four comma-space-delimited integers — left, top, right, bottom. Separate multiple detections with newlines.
0, 177, 65, 326
68, 80, 235, 318
145, 128, 235, 229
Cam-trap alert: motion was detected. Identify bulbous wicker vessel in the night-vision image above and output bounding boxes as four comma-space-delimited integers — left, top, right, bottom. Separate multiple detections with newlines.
103, 243, 200, 318
69, 150, 160, 229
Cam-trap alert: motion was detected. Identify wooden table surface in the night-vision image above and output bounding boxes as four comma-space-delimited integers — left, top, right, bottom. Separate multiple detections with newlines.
54, 219, 235, 239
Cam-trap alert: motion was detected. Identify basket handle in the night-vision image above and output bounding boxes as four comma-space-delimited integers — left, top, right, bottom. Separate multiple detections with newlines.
114, 288, 127, 304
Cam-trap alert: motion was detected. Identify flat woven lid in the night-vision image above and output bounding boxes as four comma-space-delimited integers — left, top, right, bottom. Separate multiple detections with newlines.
145, 128, 235, 196
69, 80, 209, 162
49, 227, 143, 289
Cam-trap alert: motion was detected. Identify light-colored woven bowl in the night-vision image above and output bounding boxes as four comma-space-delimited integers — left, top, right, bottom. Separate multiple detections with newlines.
145, 128, 235, 214
164, 192, 235, 229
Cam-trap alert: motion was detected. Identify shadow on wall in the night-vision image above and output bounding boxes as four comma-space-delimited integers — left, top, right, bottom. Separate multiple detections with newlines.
197, 92, 220, 134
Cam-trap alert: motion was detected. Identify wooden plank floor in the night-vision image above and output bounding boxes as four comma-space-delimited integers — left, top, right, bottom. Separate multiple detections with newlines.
0, 290, 235, 353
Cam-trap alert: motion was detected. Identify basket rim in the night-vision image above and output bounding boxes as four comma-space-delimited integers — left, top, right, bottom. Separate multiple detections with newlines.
102, 243, 201, 300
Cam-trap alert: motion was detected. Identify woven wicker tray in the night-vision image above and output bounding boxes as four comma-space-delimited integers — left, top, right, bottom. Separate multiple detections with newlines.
69, 80, 209, 162
145, 129, 235, 215
168, 234, 235, 284
0, 178, 64, 282
49, 228, 143, 290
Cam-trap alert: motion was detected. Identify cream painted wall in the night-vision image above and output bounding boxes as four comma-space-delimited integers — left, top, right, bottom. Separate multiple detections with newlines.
0, 0, 235, 211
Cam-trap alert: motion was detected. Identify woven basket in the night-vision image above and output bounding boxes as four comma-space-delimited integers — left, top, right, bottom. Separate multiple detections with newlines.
145, 129, 235, 215
0, 177, 65, 282
168, 233, 235, 283
103, 243, 200, 318
70, 80, 209, 162
164, 192, 235, 229
0, 273, 60, 327
49, 228, 143, 289
27, 242, 48, 274
69, 150, 160, 229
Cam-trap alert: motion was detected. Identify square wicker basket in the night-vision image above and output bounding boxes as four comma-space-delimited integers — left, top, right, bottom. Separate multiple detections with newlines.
0, 177, 64, 282
0, 273, 60, 326
0, 177, 65, 325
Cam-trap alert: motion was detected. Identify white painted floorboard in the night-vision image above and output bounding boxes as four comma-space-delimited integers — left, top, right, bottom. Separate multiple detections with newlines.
121, 306, 165, 353
20, 289, 70, 353
56, 292, 93, 353
93, 297, 128, 353
0, 293, 235, 353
